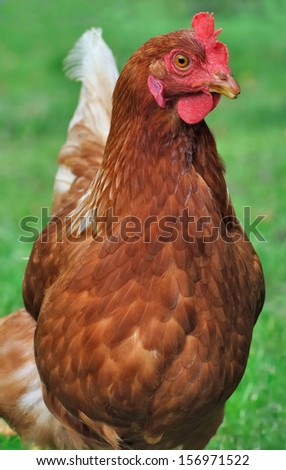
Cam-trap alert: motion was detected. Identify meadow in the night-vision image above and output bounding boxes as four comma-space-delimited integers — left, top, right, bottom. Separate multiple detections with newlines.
0, 0, 285, 449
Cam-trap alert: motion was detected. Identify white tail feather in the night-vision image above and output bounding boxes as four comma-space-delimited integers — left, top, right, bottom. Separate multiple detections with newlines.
63, 28, 118, 143
53, 29, 119, 204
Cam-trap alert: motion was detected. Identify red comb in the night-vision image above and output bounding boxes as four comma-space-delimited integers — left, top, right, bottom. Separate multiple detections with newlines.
191, 12, 221, 43
191, 12, 229, 68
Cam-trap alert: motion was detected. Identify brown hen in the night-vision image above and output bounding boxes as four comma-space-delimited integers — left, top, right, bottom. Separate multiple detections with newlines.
1, 13, 264, 449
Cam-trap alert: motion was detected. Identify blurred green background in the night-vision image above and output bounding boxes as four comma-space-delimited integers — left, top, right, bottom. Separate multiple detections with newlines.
0, 0, 285, 450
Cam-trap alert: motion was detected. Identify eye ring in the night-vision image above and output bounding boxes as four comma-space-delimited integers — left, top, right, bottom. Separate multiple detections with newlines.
174, 53, 191, 69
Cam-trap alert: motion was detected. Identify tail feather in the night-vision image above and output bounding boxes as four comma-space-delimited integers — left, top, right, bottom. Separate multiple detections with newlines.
52, 29, 118, 213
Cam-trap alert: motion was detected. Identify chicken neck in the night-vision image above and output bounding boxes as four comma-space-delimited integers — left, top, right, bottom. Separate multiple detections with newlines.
94, 100, 229, 225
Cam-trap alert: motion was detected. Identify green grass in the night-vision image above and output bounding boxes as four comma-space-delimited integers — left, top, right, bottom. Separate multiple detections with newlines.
0, 0, 285, 450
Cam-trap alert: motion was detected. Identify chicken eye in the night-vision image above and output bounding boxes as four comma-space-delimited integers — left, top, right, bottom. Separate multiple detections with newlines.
174, 53, 191, 69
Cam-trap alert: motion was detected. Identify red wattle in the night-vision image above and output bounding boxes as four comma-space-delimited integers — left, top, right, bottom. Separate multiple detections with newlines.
177, 92, 221, 124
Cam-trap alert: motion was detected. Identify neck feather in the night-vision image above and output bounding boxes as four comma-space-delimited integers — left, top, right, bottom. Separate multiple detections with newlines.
69, 60, 230, 235
94, 104, 228, 219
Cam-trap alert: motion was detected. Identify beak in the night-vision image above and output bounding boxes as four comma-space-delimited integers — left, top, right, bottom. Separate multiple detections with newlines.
208, 73, 240, 99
